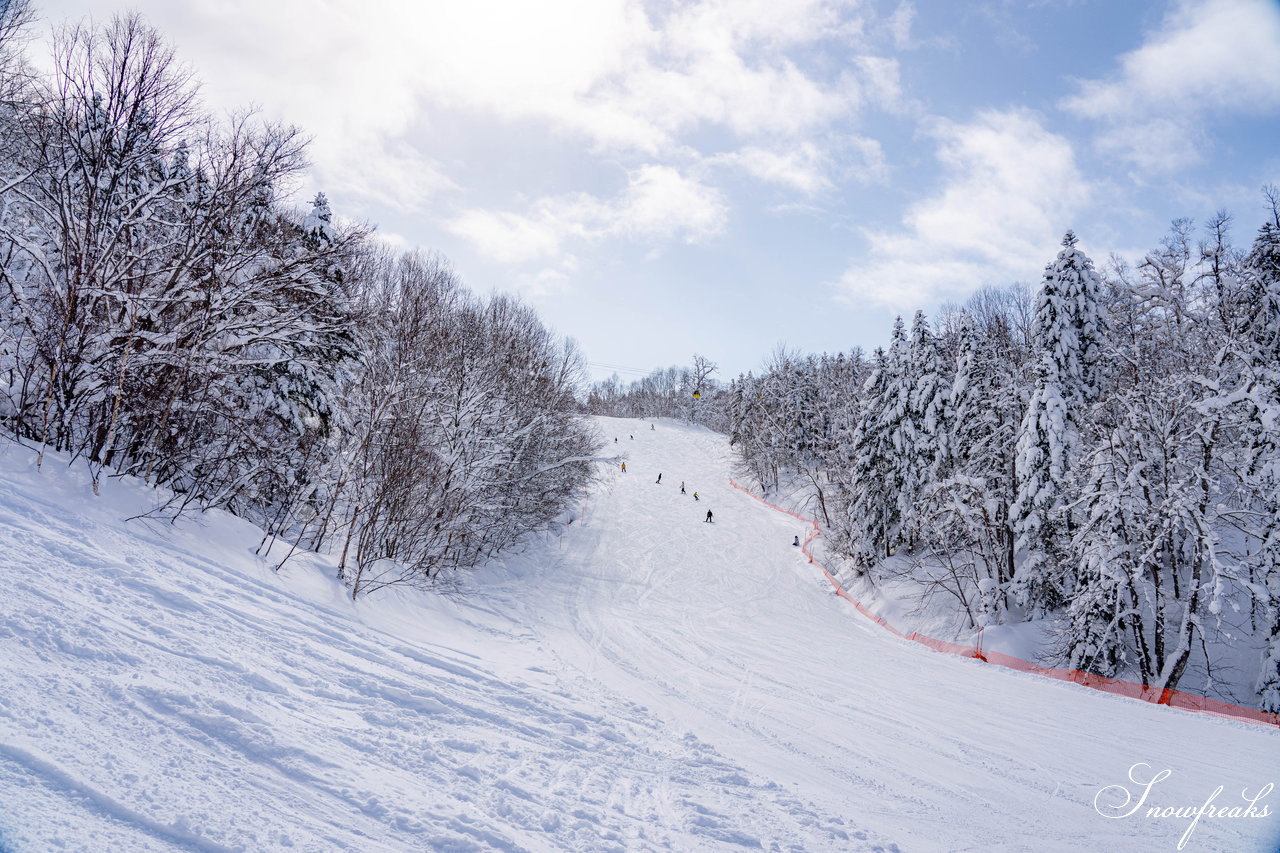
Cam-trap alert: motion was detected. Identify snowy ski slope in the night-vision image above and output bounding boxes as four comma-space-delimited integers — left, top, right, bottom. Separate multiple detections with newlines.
1, 417, 1278, 852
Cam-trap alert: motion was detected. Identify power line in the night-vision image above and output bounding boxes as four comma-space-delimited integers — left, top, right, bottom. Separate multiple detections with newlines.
586, 361, 656, 377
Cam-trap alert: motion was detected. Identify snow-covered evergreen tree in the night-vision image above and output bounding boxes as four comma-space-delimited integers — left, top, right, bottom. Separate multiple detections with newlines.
1011, 232, 1107, 613
1010, 359, 1071, 611
1239, 216, 1280, 711
908, 310, 951, 489
303, 192, 334, 245
841, 319, 915, 567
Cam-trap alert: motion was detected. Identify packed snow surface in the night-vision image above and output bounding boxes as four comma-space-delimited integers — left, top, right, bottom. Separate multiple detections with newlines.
1, 417, 1278, 852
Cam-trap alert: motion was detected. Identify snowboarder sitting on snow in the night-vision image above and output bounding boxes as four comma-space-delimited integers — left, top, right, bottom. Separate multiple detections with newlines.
793, 535, 800, 547
705, 509, 713, 523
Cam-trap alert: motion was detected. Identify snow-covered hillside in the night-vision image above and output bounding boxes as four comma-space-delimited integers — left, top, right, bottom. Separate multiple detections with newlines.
2, 418, 1278, 852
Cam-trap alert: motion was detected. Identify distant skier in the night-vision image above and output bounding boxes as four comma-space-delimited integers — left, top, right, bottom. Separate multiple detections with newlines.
621, 462, 626, 472
680, 481, 686, 494
656, 473, 662, 484
793, 535, 800, 547
630, 434, 634, 440
693, 492, 699, 501
705, 509, 713, 523
614, 437, 618, 443
651, 424, 655, 430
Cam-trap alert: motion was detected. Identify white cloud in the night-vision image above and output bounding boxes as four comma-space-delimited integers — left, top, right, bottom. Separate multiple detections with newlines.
710, 144, 833, 195
853, 56, 905, 112
448, 209, 573, 265
838, 109, 1088, 309
514, 265, 575, 297
550, 0, 879, 151
316, 141, 458, 214
885, 1, 916, 50
448, 165, 727, 264
35, 0, 462, 215
370, 230, 412, 252
1062, 0, 1280, 171
35, 0, 901, 210
614, 165, 728, 242
711, 134, 886, 194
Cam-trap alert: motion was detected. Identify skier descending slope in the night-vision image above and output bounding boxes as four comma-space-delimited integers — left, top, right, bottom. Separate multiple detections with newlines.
705, 509, 713, 523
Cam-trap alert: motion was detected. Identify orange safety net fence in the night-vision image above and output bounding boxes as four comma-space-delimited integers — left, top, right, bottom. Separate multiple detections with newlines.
727, 477, 1280, 730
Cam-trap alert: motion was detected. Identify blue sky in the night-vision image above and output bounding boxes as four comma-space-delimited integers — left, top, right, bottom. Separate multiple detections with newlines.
33, 0, 1280, 382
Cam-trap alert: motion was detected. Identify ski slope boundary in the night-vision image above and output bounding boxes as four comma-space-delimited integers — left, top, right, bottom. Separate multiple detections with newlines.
727, 477, 1280, 731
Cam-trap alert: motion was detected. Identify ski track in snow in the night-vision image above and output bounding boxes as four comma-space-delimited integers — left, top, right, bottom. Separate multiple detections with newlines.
0, 421, 1278, 852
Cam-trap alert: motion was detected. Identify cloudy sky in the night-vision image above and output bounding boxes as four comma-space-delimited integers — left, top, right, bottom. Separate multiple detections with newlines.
30, 0, 1280, 382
